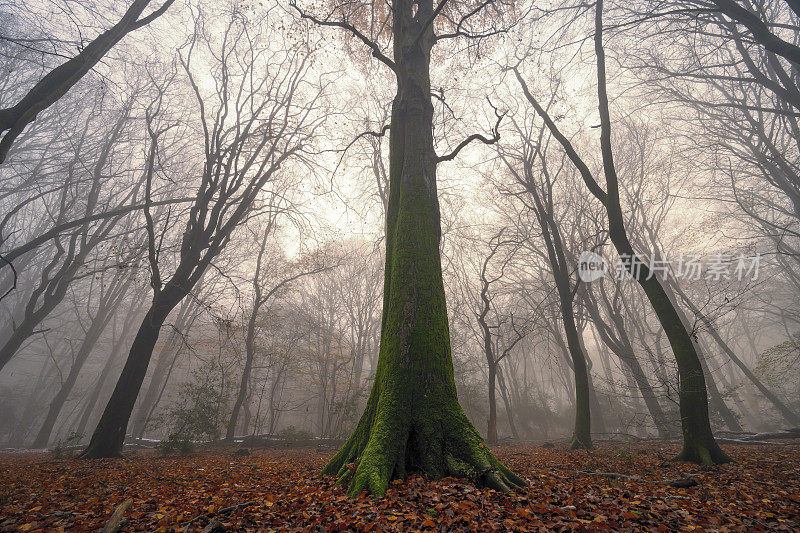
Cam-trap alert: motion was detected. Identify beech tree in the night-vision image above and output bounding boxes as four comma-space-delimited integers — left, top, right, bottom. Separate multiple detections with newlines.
81, 10, 322, 457
511, 0, 730, 464
292, 0, 526, 495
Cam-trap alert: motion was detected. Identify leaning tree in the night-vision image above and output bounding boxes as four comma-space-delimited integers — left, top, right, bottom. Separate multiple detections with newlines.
291, 0, 526, 496
81, 10, 322, 458
509, 0, 730, 464
0, 0, 174, 163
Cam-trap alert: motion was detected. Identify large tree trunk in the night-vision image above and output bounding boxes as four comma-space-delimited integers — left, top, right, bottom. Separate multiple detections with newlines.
81, 286, 184, 457
322, 0, 523, 497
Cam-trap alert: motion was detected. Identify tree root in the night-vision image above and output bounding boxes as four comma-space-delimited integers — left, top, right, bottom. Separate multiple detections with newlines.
674, 441, 733, 466
323, 406, 526, 497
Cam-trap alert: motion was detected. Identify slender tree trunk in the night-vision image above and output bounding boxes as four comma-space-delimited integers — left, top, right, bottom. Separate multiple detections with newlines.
226, 318, 256, 440
32, 325, 104, 448
594, 0, 729, 464
81, 286, 184, 457
685, 299, 799, 425
129, 342, 176, 438
496, 364, 520, 440
487, 363, 498, 445
515, 0, 730, 464
75, 332, 127, 439
322, 0, 523, 496
579, 332, 607, 435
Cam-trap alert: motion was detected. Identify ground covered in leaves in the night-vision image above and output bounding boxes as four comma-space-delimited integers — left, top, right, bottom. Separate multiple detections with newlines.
0, 442, 799, 531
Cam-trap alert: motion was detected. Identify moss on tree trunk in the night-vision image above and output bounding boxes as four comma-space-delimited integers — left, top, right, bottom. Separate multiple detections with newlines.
323, 0, 524, 497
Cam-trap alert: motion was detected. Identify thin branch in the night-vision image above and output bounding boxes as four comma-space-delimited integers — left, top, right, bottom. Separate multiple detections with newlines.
289, 1, 396, 71
436, 99, 504, 163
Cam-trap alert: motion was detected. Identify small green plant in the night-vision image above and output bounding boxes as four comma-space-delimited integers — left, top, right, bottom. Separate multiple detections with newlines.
278, 425, 314, 444
158, 432, 195, 455
51, 431, 83, 458
158, 362, 228, 448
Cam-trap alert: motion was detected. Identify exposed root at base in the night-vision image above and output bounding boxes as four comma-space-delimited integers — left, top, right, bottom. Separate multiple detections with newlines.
569, 435, 592, 450
674, 442, 733, 466
323, 415, 526, 497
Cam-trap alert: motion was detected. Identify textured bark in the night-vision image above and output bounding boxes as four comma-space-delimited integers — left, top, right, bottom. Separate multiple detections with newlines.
323, 0, 523, 497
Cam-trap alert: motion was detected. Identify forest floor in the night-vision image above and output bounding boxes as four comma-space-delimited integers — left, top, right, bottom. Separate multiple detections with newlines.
0, 442, 798, 532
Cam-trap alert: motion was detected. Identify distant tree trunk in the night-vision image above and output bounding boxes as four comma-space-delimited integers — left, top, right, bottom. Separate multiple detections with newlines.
487, 362, 498, 445
75, 326, 130, 439
7, 351, 57, 446
496, 365, 520, 440
32, 275, 131, 447
681, 293, 800, 425
585, 296, 673, 437
130, 341, 176, 438
226, 316, 257, 441
513, 0, 730, 464
322, 0, 523, 496
32, 326, 105, 448
528, 182, 592, 449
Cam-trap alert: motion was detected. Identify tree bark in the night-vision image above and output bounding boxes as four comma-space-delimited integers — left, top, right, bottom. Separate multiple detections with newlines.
80, 285, 184, 457
322, 0, 523, 496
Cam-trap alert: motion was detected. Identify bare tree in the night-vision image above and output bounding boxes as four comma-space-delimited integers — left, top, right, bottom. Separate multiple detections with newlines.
0, 0, 174, 163
81, 10, 323, 457
510, 0, 730, 464
293, 0, 525, 495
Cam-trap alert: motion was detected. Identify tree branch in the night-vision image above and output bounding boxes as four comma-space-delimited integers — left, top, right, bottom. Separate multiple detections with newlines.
289, 0, 396, 71
435, 99, 504, 163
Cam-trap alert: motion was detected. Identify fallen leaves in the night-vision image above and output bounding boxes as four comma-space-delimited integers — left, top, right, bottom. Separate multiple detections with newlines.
0, 443, 798, 531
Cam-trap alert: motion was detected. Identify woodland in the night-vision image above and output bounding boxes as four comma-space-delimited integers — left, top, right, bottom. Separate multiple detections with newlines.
0, 0, 800, 530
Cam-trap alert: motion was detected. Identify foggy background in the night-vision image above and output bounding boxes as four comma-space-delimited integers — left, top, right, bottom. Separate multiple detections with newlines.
1, 0, 798, 449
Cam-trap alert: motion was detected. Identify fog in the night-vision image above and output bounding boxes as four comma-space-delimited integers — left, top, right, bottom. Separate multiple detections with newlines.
0, 0, 798, 455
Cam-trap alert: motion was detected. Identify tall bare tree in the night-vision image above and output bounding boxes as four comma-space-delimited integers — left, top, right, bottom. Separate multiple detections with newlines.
81, 11, 322, 457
